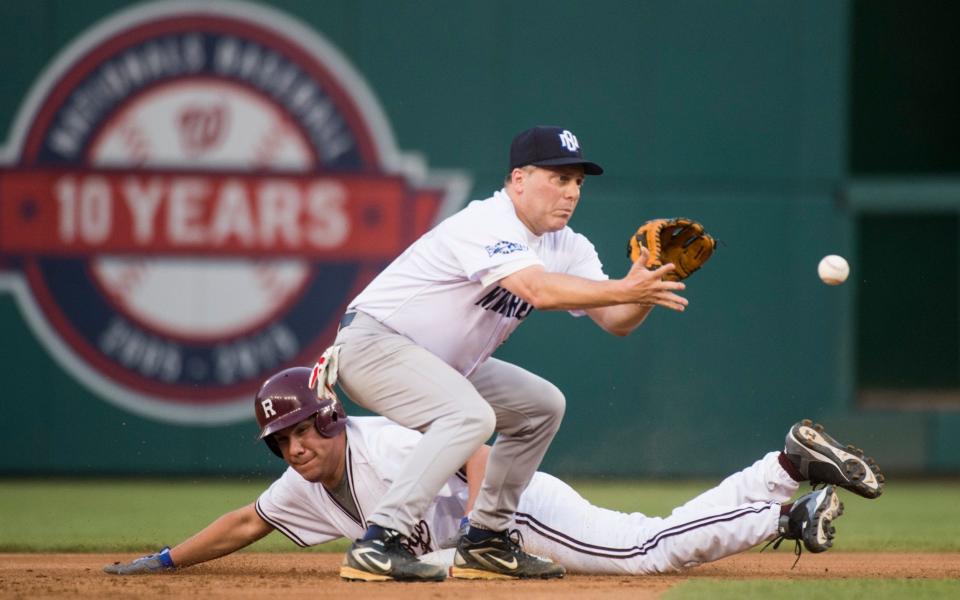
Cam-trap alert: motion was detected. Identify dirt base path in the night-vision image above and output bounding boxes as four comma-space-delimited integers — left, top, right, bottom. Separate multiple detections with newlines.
2, 553, 958, 599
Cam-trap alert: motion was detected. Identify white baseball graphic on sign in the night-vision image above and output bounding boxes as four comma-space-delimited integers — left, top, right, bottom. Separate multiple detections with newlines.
89, 81, 312, 338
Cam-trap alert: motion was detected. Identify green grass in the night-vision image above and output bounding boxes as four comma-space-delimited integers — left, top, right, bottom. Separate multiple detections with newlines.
1, 478, 958, 553
0, 478, 337, 553
664, 579, 960, 599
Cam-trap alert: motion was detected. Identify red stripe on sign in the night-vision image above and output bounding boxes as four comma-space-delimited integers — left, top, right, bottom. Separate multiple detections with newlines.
0, 167, 413, 258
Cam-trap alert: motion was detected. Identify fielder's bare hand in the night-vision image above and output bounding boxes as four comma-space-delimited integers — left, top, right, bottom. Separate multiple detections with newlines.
621, 246, 688, 312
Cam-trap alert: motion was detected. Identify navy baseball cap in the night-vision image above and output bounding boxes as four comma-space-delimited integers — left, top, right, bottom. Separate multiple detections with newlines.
509, 126, 604, 175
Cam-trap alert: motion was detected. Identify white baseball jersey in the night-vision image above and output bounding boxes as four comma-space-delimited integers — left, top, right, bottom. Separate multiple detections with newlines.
347, 189, 608, 376
255, 417, 797, 575
256, 417, 468, 552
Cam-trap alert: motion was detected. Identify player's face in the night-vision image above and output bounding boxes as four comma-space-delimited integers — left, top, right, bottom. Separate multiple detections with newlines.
515, 165, 585, 235
273, 418, 345, 486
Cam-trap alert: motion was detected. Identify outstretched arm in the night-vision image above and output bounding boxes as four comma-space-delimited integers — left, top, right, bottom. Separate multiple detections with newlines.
501, 247, 685, 336
104, 503, 273, 574
585, 303, 654, 337
500, 244, 685, 312
169, 503, 273, 567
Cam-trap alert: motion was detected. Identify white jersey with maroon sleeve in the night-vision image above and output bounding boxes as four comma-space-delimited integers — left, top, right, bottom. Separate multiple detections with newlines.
347, 189, 608, 376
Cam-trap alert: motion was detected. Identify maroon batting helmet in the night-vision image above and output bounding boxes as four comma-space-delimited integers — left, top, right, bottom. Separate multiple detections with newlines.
254, 366, 347, 458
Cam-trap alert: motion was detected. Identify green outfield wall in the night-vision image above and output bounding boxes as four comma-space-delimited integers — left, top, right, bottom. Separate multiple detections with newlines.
1, 0, 956, 477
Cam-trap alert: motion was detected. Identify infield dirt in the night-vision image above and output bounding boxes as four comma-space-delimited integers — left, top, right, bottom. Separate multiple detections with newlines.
2, 553, 958, 599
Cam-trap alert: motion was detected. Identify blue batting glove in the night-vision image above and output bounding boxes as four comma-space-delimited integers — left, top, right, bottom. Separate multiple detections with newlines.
103, 546, 176, 575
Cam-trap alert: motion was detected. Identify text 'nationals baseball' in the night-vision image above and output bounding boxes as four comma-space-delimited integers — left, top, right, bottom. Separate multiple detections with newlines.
0, 1, 468, 424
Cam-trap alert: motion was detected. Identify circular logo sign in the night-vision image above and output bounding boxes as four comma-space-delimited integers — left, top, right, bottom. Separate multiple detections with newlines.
0, 1, 468, 424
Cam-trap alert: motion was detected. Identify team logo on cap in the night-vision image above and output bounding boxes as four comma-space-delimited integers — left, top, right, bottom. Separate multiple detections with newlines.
0, 1, 468, 424
558, 130, 580, 153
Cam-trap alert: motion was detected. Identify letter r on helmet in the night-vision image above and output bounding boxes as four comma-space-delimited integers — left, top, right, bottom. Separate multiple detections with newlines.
261, 398, 276, 418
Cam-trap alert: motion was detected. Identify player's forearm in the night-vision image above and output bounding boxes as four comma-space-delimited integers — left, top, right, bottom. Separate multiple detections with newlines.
587, 303, 654, 336
464, 445, 490, 515
169, 504, 272, 568
501, 269, 633, 311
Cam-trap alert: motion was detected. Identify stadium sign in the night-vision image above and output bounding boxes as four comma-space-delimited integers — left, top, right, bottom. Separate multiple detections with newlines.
0, 1, 468, 424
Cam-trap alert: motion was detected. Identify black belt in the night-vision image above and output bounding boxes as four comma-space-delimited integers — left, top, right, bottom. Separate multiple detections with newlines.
339, 311, 357, 330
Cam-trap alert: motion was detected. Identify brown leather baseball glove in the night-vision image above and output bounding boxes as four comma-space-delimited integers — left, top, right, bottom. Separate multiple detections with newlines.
627, 217, 716, 281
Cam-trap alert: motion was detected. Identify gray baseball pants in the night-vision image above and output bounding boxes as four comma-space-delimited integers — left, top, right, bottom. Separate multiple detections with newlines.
333, 311, 565, 537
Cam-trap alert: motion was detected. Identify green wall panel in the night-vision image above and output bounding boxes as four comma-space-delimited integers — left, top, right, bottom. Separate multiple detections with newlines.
3, 0, 942, 477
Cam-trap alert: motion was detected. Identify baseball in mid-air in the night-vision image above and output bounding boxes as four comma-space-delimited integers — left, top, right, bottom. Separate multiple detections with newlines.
818, 255, 849, 285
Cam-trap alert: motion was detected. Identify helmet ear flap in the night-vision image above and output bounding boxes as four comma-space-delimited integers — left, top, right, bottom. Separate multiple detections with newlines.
264, 435, 283, 458
314, 400, 347, 437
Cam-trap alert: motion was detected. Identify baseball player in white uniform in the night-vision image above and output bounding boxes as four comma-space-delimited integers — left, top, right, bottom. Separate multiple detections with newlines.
330, 126, 690, 581
103, 367, 885, 578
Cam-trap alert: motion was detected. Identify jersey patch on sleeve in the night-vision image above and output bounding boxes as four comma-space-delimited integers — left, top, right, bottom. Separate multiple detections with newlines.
484, 240, 529, 257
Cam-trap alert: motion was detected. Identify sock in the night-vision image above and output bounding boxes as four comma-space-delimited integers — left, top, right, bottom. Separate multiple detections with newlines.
778, 451, 805, 482
361, 524, 388, 541
465, 525, 498, 543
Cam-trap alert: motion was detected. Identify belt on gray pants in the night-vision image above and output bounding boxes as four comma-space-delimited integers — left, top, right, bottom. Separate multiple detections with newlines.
338, 311, 357, 330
